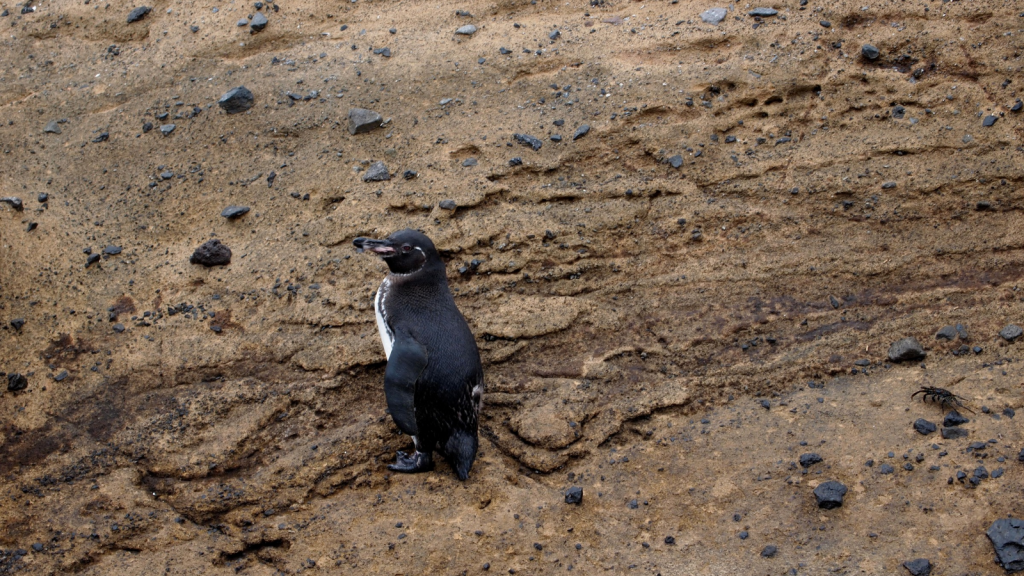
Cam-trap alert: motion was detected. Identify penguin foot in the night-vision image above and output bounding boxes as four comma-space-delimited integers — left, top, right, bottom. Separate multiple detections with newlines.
388, 451, 434, 474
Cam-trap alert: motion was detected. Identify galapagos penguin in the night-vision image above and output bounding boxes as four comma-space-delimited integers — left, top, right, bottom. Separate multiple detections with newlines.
353, 229, 483, 480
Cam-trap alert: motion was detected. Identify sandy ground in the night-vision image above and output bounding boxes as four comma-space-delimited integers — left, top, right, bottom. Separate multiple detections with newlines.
1, 0, 1024, 573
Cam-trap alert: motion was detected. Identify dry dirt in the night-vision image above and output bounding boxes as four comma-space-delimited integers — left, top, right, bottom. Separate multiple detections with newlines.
2, 0, 1024, 573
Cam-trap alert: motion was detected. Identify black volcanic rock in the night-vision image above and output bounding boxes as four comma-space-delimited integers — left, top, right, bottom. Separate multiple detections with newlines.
190, 240, 232, 266
126, 6, 151, 23
813, 480, 847, 509
7, 373, 28, 391
218, 86, 255, 114
987, 518, 1024, 572
348, 108, 383, 135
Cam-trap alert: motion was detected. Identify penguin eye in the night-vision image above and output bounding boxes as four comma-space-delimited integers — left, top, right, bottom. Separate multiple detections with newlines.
402, 244, 412, 253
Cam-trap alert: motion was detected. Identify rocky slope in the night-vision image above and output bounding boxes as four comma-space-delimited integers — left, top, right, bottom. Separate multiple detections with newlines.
1, 0, 1023, 573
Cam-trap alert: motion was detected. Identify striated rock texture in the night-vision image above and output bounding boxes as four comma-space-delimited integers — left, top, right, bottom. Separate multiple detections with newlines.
1, 0, 1023, 573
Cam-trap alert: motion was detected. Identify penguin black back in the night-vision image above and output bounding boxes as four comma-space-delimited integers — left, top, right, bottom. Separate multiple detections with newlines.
353, 229, 483, 480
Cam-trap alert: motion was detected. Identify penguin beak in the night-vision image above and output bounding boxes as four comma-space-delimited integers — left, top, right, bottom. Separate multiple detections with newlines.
353, 237, 396, 257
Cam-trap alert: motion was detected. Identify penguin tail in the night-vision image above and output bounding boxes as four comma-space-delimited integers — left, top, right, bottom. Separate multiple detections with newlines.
444, 429, 478, 481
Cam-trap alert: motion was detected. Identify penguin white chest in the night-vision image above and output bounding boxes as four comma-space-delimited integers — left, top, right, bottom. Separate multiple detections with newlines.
374, 278, 394, 359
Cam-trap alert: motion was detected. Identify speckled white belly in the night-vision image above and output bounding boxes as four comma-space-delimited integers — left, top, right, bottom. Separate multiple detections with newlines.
374, 278, 394, 359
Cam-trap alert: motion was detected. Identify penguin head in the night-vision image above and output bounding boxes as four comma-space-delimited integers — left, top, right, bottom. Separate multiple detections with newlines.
353, 229, 442, 275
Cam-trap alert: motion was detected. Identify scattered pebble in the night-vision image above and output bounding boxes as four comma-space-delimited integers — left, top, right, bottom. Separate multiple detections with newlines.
160, 124, 176, 136
218, 86, 255, 114
861, 44, 881, 60
941, 427, 968, 440
913, 419, 937, 435
190, 239, 232, 266
103, 245, 122, 255
761, 545, 778, 558
0, 197, 24, 211
982, 115, 997, 127
943, 411, 969, 427
902, 558, 932, 576
348, 108, 383, 135
813, 480, 847, 509
44, 120, 61, 134
86, 253, 101, 268
799, 453, 822, 467
564, 486, 583, 505
113, 323, 125, 333
987, 518, 1024, 572
999, 324, 1022, 342
10, 318, 25, 331
668, 155, 683, 169
748, 7, 778, 16
513, 133, 543, 151
573, 124, 590, 140
126, 6, 151, 23
221, 205, 251, 219
438, 200, 457, 210
455, 24, 477, 35
888, 337, 925, 362
700, 7, 727, 25
362, 161, 390, 182
250, 11, 268, 33
7, 373, 28, 392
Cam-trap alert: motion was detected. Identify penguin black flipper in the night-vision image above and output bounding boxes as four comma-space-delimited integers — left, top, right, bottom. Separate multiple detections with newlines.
383, 333, 427, 437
